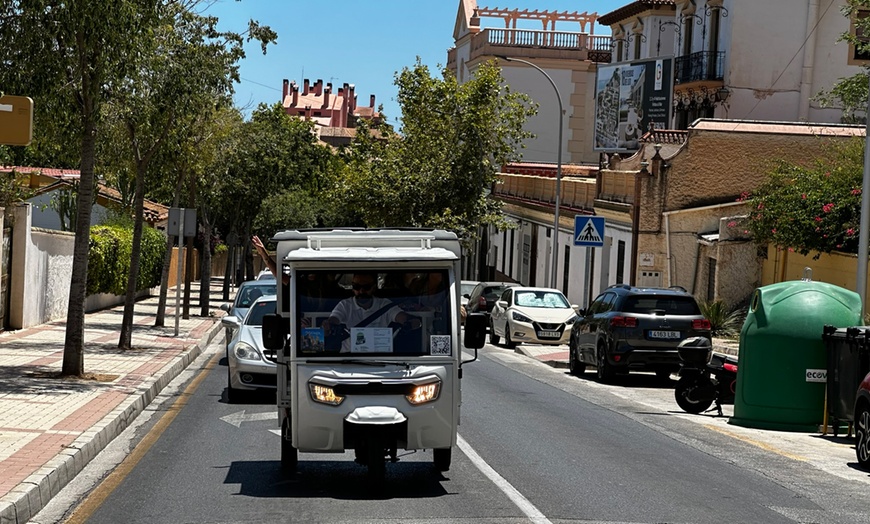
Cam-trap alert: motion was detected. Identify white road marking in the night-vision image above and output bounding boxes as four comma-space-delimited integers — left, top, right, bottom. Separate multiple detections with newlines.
220, 410, 277, 427
457, 433, 552, 524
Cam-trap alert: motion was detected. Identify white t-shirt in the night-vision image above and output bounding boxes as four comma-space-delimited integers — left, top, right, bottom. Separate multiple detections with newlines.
329, 296, 404, 352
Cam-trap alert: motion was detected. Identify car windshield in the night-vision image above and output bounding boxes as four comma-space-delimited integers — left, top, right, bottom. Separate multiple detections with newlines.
245, 300, 276, 326
622, 296, 701, 315
515, 291, 569, 308
235, 284, 277, 308
294, 268, 453, 356
483, 286, 506, 299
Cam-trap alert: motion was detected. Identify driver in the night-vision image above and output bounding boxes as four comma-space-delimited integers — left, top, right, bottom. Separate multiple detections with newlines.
322, 272, 421, 352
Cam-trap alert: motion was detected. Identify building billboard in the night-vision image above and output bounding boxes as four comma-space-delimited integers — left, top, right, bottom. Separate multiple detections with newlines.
594, 58, 673, 152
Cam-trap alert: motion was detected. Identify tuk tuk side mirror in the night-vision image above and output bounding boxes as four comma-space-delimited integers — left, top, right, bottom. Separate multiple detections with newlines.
463, 313, 487, 349
262, 313, 288, 350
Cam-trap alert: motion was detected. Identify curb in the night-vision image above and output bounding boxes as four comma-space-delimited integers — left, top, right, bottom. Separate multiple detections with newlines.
0, 319, 223, 524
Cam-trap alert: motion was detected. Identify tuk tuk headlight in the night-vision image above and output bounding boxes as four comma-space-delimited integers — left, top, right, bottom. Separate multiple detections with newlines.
233, 342, 262, 362
406, 380, 441, 405
309, 383, 345, 406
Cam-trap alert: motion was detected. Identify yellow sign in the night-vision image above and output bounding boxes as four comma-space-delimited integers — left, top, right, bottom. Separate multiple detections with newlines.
0, 95, 34, 146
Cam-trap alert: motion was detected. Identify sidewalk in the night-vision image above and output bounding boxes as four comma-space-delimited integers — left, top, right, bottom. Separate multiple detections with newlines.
516, 337, 741, 369
0, 280, 227, 524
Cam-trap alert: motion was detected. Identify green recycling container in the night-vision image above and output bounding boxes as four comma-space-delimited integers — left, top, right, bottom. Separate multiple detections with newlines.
729, 279, 861, 431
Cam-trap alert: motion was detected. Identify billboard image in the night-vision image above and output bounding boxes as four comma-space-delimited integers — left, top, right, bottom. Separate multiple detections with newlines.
594, 58, 673, 151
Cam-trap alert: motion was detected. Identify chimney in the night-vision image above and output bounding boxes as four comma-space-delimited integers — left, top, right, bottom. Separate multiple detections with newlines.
342, 84, 349, 128
303, 79, 310, 95
315, 78, 323, 96
322, 86, 330, 109
282, 79, 289, 100
370, 94, 376, 108
349, 84, 356, 111
304, 105, 311, 120
292, 83, 298, 107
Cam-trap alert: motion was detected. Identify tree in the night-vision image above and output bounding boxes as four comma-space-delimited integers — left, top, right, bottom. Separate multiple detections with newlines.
744, 137, 864, 257
814, 0, 870, 122
103, 3, 275, 350
0, 1, 162, 376
329, 60, 535, 240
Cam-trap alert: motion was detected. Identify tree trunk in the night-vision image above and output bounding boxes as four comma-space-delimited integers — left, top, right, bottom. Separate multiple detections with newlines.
118, 161, 147, 349
62, 116, 98, 376
183, 234, 194, 319
156, 168, 186, 326
200, 216, 213, 316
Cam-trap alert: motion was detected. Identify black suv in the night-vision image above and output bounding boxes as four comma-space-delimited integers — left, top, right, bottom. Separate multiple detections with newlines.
568, 284, 711, 383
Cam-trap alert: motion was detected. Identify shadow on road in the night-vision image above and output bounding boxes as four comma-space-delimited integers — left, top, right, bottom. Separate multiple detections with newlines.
224, 459, 450, 499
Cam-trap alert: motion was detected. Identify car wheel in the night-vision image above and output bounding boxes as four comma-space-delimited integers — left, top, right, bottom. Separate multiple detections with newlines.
227, 365, 242, 404
569, 345, 586, 376
655, 369, 673, 382
433, 447, 451, 472
488, 322, 500, 345
856, 401, 870, 470
281, 417, 298, 472
596, 344, 615, 383
504, 328, 517, 349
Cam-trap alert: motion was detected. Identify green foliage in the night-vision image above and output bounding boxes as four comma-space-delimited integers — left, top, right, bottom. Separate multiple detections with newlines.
744, 137, 864, 256
328, 60, 535, 241
813, 0, 870, 122
0, 169, 35, 216
253, 188, 320, 238
88, 225, 166, 295
699, 300, 745, 338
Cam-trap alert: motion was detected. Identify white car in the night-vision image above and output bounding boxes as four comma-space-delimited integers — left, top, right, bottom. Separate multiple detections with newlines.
489, 286, 579, 349
221, 295, 278, 402
256, 268, 276, 281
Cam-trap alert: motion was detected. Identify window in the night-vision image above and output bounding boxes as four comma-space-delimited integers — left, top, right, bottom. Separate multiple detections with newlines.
707, 257, 717, 302
633, 33, 642, 60
849, 9, 870, 65
682, 15, 693, 56
616, 240, 625, 285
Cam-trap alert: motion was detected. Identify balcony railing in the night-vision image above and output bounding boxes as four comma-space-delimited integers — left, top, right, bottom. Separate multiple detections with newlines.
675, 51, 725, 84
469, 28, 612, 63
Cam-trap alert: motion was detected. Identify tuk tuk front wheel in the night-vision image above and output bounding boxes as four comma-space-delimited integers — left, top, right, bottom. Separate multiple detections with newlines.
281, 418, 298, 471
434, 447, 451, 472
366, 441, 386, 482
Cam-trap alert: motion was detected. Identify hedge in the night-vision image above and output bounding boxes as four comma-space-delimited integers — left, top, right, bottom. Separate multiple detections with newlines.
87, 225, 166, 296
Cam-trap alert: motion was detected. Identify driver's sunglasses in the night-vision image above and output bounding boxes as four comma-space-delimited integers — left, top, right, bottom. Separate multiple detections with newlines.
351, 283, 374, 291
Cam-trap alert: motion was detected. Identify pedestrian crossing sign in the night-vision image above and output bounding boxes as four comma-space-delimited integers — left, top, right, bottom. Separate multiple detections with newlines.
574, 216, 605, 247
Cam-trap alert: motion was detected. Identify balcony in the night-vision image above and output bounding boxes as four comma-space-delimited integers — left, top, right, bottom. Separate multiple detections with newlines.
466, 28, 612, 64
674, 51, 726, 85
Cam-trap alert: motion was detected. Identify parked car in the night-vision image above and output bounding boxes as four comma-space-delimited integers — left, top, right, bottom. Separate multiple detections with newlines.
220, 280, 277, 343
220, 295, 278, 402
466, 281, 519, 324
854, 372, 870, 469
256, 268, 276, 281
569, 284, 711, 383
489, 286, 578, 349
460, 280, 480, 325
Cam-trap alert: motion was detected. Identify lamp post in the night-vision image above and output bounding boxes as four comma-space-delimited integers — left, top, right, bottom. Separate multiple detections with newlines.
497, 55, 564, 289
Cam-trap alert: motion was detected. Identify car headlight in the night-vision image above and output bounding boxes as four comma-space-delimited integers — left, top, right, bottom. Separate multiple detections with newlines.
233, 341, 262, 361
565, 315, 578, 325
511, 311, 533, 323
406, 380, 441, 405
309, 383, 345, 406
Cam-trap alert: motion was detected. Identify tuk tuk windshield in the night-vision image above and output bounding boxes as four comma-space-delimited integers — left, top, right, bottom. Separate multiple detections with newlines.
294, 269, 453, 356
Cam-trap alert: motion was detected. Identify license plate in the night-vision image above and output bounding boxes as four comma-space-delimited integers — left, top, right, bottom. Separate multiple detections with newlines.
649, 330, 680, 339
538, 330, 560, 338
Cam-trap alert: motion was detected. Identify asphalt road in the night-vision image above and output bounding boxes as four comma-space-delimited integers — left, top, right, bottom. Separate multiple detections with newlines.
30, 337, 870, 524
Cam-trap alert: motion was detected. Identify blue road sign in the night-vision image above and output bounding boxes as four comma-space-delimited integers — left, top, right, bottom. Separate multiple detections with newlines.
574, 216, 605, 247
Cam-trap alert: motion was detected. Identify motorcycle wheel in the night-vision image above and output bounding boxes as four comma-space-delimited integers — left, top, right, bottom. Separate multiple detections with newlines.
434, 447, 452, 472
855, 402, 870, 470
367, 441, 386, 483
281, 418, 298, 471
675, 375, 715, 414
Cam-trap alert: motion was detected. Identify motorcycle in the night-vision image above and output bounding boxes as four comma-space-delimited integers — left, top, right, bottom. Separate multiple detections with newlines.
674, 337, 738, 416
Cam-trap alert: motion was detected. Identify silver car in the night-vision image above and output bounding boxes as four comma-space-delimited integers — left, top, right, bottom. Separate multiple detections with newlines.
220, 280, 277, 343
221, 295, 278, 402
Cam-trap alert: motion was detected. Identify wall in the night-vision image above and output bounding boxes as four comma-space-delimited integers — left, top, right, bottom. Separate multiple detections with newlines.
761, 246, 870, 299
10, 204, 74, 329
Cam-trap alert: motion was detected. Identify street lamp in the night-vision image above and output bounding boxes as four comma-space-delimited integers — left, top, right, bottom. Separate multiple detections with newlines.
497, 55, 564, 289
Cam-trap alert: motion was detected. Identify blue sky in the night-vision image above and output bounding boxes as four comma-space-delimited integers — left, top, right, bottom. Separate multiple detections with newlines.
207, 0, 625, 126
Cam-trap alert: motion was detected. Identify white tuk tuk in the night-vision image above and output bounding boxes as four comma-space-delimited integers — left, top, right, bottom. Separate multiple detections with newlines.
261, 229, 487, 481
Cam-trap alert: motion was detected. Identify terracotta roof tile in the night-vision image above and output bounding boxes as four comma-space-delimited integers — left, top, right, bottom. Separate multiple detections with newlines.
598, 0, 675, 25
